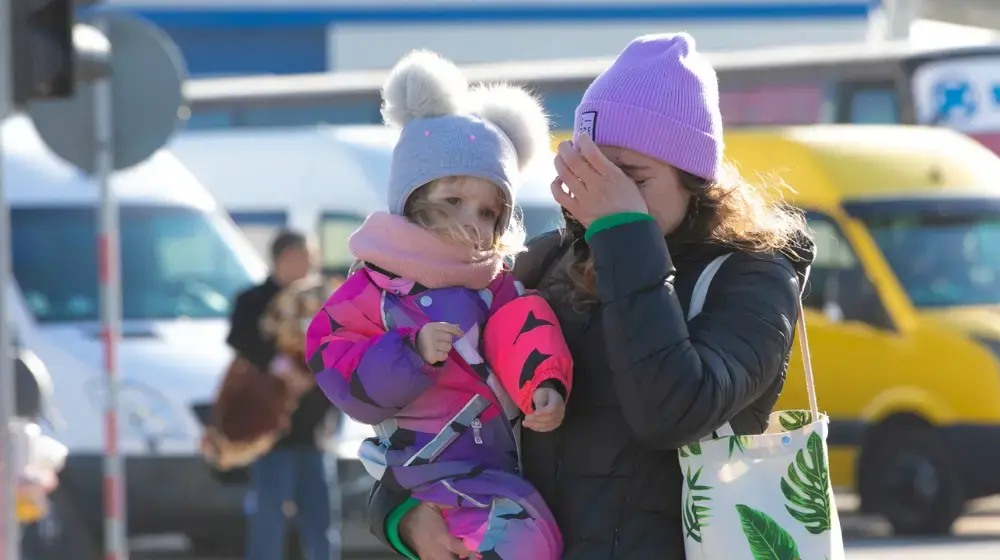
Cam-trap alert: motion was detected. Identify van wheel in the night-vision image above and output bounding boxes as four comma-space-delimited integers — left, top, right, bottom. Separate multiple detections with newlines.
21, 486, 101, 560
858, 424, 964, 535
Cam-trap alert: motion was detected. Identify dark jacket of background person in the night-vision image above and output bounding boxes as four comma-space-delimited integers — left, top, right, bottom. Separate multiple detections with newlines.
367, 221, 815, 559
226, 277, 332, 450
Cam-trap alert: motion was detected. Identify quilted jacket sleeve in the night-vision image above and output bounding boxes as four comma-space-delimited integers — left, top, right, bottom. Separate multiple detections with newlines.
305, 282, 439, 426
587, 217, 804, 449
483, 280, 573, 414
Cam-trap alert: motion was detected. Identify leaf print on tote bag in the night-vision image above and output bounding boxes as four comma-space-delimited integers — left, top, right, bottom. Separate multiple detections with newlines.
780, 431, 833, 535
778, 411, 812, 432
727, 435, 749, 458
735, 505, 801, 560
679, 440, 702, 458
683, 466, 713, 543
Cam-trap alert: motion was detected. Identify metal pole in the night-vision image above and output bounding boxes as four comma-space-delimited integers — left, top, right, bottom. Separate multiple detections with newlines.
93, 18, 127, 560
0, 0, 19, 555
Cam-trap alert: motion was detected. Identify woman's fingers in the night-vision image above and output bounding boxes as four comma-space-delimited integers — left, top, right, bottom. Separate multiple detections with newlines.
553, 153, 586, 195
557, 140, 601, 186
576, 133, 615, 176
442, 535, 473, 557
399, 502, 464, 560
550, 177, 579, 212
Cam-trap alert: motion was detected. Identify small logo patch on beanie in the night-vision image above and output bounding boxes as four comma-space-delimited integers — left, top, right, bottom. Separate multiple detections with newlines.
578, 111, 597, 139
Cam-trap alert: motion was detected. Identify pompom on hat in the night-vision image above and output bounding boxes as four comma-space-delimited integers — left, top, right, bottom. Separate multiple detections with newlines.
382, 50, 551, 231
573, 33, 724, 181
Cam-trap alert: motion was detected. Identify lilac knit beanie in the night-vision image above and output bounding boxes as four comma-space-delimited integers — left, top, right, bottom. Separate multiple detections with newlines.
573, 33, 723, 181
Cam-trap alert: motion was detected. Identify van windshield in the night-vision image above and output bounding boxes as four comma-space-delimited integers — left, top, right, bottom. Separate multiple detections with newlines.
12, 206, 262, 323
851, 198, 1000, 308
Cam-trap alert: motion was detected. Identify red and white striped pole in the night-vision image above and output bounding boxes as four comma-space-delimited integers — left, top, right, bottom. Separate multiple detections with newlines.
93, 17, 127, 560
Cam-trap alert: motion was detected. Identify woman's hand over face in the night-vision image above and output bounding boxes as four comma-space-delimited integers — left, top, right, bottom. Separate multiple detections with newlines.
398, 502, 473, 559
551, 133, 648, 227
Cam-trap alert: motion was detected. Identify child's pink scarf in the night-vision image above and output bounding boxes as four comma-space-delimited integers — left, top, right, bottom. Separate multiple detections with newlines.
348, 212, 503, 290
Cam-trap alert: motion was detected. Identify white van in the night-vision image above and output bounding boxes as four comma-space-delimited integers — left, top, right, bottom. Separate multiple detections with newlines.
168, 124, 565, 273
0, 115, 301, 557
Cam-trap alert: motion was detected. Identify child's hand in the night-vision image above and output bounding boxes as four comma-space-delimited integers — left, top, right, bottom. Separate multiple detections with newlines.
523, 387, 565, 432
416, 322, 464, 364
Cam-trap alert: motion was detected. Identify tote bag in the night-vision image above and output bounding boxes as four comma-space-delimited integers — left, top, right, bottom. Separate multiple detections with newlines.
679, 254, 845, 560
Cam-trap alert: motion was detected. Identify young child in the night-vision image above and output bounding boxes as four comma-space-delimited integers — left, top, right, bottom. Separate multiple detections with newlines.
305, 50, 571, 559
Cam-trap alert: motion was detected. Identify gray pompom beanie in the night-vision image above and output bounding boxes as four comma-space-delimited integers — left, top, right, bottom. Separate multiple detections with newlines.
382, 50, 550, 231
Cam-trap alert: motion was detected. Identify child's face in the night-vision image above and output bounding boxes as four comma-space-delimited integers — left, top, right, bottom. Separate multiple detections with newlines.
424, 176, 504, 249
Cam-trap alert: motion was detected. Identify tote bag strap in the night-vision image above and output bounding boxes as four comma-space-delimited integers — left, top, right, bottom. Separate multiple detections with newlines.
686, 254, 731, 322
689, 255, 820, 440
795, 290, 820, 421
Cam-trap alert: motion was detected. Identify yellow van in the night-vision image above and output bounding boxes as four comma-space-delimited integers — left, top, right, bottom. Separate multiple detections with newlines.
554, 125, 1000, 536
726, 125, 1000, 536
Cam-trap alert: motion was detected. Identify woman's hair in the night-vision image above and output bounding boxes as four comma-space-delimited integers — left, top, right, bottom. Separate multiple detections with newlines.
404, 176, 527, 259
564, 161, 809, 298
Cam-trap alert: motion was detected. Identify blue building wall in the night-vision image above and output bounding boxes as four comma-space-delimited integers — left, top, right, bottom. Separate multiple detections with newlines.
89, 1, 878, 77
157, 26, 328, 76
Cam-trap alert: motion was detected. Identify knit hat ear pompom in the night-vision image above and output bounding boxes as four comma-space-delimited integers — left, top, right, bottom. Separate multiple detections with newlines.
470, 84, 550, 172
381, 50, 469, 127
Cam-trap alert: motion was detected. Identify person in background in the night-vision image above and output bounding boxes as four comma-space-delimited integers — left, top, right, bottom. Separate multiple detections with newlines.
226, 230, 338, 560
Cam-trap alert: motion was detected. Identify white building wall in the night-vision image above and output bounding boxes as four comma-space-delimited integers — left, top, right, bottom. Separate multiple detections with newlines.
328, 19, 873, 71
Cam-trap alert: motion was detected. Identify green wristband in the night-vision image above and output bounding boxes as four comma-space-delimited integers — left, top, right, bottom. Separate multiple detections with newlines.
386, 497, 422, 560
584, 212, 655, 242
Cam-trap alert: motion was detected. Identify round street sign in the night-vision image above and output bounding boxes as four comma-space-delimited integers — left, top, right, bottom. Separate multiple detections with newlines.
27, 12, 188, 175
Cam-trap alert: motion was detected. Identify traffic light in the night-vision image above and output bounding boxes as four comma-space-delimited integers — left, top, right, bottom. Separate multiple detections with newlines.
10, 0, 75, 105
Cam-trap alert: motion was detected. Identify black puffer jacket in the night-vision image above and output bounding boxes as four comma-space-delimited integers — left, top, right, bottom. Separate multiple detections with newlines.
368, 219, 814, 559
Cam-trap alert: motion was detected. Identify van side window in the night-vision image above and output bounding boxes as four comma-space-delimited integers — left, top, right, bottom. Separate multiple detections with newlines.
12, 206, 255, 322
841, 85, 899, 124
805, 213, 893, 330
319, 212, 366, 278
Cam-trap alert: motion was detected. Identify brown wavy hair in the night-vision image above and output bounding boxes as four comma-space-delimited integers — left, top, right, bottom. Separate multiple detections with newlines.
564, 161, 808, 298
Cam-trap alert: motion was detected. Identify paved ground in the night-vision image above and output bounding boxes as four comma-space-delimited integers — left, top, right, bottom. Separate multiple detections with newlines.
131, 495, 1000, 559
842, 495, 1000, 559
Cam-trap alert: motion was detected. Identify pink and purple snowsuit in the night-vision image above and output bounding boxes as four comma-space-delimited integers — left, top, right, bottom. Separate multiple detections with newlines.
305, 266, 572, 559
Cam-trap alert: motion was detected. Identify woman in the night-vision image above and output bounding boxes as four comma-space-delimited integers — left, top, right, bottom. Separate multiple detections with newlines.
365, 32, 815, 559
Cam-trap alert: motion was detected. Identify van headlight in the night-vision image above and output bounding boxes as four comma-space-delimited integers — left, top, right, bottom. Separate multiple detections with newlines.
85, 378, 189, 441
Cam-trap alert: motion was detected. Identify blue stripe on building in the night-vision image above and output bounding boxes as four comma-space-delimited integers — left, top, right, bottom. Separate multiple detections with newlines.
91, 2, 872, 29
84, 2, 873, 76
